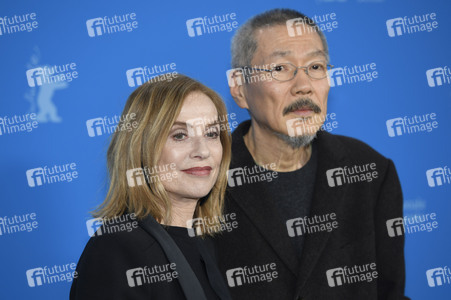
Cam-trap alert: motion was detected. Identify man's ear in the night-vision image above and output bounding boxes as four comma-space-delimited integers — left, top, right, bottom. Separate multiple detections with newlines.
230, 74, 249, 109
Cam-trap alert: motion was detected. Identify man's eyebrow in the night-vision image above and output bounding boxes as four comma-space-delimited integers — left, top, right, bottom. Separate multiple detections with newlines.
305, 50, 327, 59
268, 50, 291, 58
268, 49, 327, 59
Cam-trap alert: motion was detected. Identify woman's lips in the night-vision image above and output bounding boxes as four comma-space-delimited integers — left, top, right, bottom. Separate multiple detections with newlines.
181, 166, 212, 176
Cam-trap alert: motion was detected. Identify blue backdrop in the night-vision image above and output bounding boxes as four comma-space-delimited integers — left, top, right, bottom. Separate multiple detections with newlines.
1, 0, 450, 299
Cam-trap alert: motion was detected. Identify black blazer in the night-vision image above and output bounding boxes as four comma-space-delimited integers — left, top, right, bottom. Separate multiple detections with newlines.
70, 215, 231, 300
214, 121, 409, 300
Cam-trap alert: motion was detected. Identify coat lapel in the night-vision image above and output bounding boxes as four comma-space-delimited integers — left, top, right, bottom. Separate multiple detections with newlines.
227, 120, 300, 276
138, 216, 208, 300
227, 177, 300, 276
228, 121, 350, 286
294, 131, 350, 293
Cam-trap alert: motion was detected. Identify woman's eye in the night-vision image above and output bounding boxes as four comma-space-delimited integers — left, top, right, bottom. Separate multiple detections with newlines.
206, 130, 219, 139
172, 132, 187, 141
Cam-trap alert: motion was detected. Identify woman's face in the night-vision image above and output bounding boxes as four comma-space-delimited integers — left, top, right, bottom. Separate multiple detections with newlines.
158, 91, 223, 204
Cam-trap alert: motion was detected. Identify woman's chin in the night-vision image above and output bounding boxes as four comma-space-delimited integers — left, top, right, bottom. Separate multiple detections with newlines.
185, 187, 214, 201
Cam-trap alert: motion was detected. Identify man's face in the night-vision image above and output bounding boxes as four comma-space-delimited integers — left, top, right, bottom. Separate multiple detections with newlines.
238, 24, 330, 142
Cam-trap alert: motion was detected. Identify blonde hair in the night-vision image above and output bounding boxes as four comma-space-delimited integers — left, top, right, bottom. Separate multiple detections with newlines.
93, 74, 232, 236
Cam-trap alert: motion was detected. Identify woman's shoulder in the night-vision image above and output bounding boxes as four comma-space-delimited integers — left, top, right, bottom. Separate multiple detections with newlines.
72, 219, 165, 283
76, 218, 160, 267
70, 220, 174, 299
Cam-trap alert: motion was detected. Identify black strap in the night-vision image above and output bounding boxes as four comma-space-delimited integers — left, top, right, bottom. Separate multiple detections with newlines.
196, 238, 232, 300
139, 216, 207, 300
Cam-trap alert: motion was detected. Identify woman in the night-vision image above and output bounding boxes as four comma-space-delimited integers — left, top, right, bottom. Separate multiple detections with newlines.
70, 74, 232, 300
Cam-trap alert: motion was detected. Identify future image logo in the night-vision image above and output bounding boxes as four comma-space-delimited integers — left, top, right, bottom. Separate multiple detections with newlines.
0, 114, 38, 136
286, 113, 338, 137
86, 13, 138, 37
0, 13, 38, 36
186, 18, 203, 37
386, 213, 438, 237
386, 13, 438, 37
326, 163, 378, 187
186, 13, 238, 37
26, 163, 79, 188
286, 12, 338, 37
426, 267, 451, 287
227, 164, 278, 187
86, 218, 103, 236
426, 166, 451, 187
126, 63, 178, 87
326, 263, 378, 287
226, 68, 243, 87
126, 264, 178, 287
86, 113, 138, 137
26, 268, 45, 287
286, 213, 338, 237
186, 113, 238, 137
226, 263, 278, 287
126, 164, 177, 187
26, 263, 77, 287
186, 213, 238, 237
86, 214, 138, 237
328, 63, 378, 87
86, 18, 103, 37
26, 64, 78, 87
0, 213, 38, 236
386, 218, 404, 237
386, 113, 438, 137
426, 67, 451, 87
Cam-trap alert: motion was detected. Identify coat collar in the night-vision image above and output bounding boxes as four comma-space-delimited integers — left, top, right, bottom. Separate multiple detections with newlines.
138, 216, 208, 300
227, 120, 350, 290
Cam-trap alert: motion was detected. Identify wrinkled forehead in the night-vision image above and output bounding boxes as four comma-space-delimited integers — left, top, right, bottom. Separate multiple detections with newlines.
267, 49, 327, 61
252, 24, 326, 63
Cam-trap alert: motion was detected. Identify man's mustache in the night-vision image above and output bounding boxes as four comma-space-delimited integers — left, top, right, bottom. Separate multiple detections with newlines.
283, 98, 321, 116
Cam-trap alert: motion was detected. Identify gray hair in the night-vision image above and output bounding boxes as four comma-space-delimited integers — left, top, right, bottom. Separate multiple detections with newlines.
273, 131, 317, 149
231, 8, 329, 68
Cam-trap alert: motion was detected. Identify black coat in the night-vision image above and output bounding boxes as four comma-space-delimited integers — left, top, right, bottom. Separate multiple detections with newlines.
214, 120, 409, 300
70, 215, 231, 300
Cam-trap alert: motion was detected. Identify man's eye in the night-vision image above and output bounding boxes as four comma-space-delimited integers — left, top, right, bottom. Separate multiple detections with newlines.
273, 65, 288, 72
311, 63, 325, 70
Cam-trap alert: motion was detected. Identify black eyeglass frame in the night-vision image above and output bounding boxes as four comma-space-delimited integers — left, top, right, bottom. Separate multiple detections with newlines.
237, 61, 334, 81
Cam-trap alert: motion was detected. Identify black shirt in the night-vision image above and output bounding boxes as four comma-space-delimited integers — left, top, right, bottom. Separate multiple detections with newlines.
264, 141, 318, 260
238, 123, 318, 266
165, 225, 220, 300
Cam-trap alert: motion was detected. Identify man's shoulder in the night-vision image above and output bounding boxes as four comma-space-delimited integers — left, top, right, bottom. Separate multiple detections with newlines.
318, 131, 388, 162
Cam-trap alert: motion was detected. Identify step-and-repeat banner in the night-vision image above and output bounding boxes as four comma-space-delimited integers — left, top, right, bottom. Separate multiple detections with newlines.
1, 0, 450, 299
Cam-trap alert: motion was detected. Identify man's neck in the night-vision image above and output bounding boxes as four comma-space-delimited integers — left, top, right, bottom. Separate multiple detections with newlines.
243, 122, 312, 172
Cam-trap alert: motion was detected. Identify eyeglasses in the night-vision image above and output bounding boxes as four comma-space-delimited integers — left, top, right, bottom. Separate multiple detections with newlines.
240, 61, 334, 82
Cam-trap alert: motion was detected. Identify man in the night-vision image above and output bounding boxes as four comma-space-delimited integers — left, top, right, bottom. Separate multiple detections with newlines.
214, 9, 409, 300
